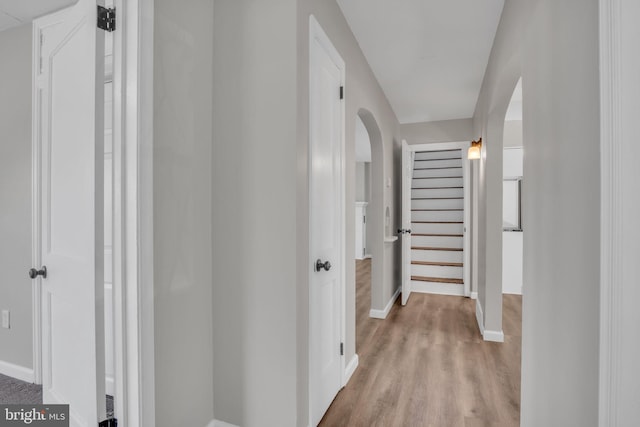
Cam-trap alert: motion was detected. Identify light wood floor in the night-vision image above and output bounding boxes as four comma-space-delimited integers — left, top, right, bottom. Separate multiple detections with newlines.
319, 259, 522, 427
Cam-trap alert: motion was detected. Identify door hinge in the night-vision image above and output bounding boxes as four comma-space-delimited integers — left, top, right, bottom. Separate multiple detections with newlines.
340, 342, 344, 356
97, 6, 116, 32
363, 215, 366, 224
99, 418, 117, 427
340, 86, 344, 100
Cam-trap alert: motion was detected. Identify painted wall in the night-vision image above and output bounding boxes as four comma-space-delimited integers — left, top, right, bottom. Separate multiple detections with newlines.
502, 147, 522, 295
503, 120, 523, 147
0, 24, 33, 375
400, 118, 474, 144
153, 0, 214, 425
473, 0, 601, 424
212, 1, 298, 426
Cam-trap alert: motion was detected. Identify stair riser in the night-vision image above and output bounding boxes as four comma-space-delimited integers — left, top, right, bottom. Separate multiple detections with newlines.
411, 222, 463, 234
412, 235, 462, 248
412, 199, 463, 210
413, 159, 462, 169
414, 150, 462, 161
411, 187, 463, 198
412, 249, 463, 264
412, 210, 464, 222
413, 168, 462, 178
411, 264, 463, 278
411, 177, 463, 188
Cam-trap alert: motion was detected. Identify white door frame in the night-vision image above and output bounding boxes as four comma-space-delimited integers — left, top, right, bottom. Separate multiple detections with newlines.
405, 141, 472, 297
30, 1, 155, 425
308, 14, 347, 425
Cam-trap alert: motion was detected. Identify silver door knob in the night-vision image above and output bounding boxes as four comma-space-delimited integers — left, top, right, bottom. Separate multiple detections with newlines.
315, 259, 331, 272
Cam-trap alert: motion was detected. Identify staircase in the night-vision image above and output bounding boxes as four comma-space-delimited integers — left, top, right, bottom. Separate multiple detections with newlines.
410, 149, 465, 295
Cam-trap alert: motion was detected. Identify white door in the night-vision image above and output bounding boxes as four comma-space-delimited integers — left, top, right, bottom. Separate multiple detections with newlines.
34, 0, 106, 425
401, 140, 413, 305
309, 16, 344, 427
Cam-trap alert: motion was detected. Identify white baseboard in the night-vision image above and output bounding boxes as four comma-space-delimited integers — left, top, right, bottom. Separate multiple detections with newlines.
344, 354, 359, 386
483, 330, 505, 342
369, 286, 400, 319
207, 420, 240, 427
475, 298, 484, 336
364, 254, 372, 259
412, 281, 465, 296
470, 291, 478, 300
475, 299, 505, 342
106, 375, 115, 396
0, 360, 34, 383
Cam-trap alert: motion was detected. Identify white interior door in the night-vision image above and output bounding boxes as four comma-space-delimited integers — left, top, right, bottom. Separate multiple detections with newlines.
34, 0, 106, 425
401, 140, 413, 305
309, 16, 344, 427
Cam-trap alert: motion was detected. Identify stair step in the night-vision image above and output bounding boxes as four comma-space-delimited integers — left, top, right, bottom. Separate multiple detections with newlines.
411, 276, 464, 284
412, 246, 463, 251
412, 261, 463, 267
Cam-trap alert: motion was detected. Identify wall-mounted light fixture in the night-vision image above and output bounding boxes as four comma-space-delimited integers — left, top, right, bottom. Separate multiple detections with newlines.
468, 137, 482, 160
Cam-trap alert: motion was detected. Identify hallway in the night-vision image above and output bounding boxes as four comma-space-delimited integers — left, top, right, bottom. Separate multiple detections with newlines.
320, 259, 522, 427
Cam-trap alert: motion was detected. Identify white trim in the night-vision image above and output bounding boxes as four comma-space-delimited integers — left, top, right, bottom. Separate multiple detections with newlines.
209, 420, 240, 427
482, 330, 505, 343
369, 286, 400, 319
411, 281, 465, 296
475, 298, 484, 336
0, 360, 35, 383
308, 15, 346, 427
475, 299, 504, 342
384, 236, 398, 243
343, 354, 359, 386
30, 21, 43, 385
363, 254, 372, 259
599, 0, 621, 425
470, 291, 478, 300
111, 0, 155, 425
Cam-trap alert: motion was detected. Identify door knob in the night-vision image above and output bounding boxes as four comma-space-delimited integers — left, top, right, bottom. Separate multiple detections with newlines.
315, 259, 332, 272
28, 266, 47, 279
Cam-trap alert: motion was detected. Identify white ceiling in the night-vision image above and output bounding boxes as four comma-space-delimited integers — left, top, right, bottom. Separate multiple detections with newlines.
0, 0, 76, 32
336, 0, 505, 124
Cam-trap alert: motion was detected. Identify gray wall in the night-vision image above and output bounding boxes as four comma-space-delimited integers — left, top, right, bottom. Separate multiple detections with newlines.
153, 0, 214, 425
401, 118, 474, 144
0, 24, 33, 373
212, 1, 298, 426
503, 120, 522, 148
473, 0, 601, 424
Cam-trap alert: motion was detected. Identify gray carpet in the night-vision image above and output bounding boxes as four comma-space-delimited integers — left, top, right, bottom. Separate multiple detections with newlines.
0, 373, 113, 417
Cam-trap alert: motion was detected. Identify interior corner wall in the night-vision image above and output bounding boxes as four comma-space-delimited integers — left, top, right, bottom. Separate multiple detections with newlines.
0, 23, 33, 374
212, 1, 298, 426
153, 1, 214, 425
400, 118, 475, 144
474, 0, 601, 424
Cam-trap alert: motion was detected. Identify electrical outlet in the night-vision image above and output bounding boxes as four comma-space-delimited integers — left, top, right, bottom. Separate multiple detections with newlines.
1, 310, 9, 329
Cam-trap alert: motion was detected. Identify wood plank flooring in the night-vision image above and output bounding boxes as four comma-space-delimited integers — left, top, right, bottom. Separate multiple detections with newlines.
319, 259, 522, 427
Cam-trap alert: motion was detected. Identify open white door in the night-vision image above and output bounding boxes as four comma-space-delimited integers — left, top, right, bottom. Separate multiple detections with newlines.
33, 0, 106, 425
400, 140, 413, 305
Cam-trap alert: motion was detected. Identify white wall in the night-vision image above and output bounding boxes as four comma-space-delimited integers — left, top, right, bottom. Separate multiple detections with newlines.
502, 146, 522, 295
153, 0, 214, 425
400, 118, 474, 144
474, 0, 601, 424
0, 23, 33, 376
